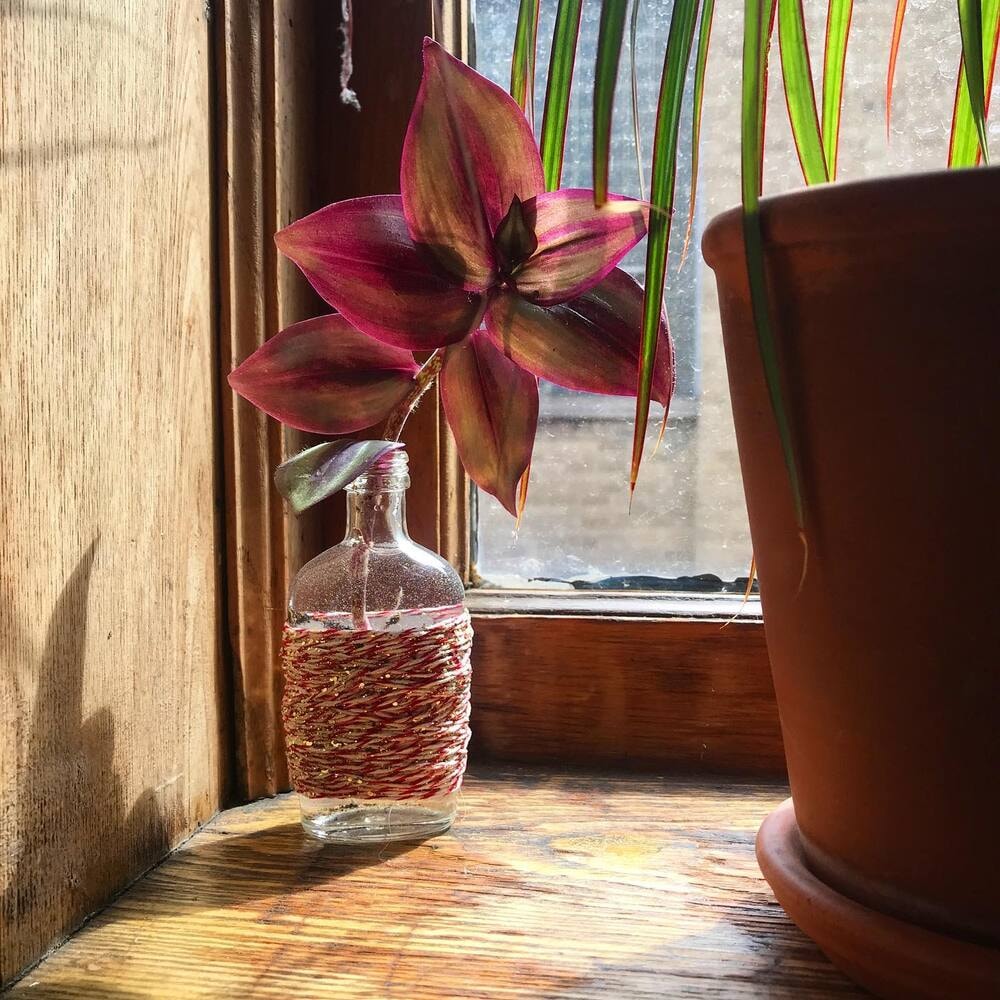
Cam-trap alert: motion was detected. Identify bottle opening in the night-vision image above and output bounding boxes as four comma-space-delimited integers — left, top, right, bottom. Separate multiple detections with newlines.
347, 447, 410, 494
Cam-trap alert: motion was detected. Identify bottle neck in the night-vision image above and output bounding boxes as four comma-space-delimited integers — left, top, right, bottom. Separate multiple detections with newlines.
345, 488, 408, 544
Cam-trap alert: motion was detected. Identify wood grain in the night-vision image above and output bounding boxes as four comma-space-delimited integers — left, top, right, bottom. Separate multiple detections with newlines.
0, 1, 223, 985
6, 768, 862, 998
471, 616, 785, 776
215, 0, 338, 800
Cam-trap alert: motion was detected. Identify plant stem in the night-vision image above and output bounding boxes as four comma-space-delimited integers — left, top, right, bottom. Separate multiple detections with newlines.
382, 350, 443, 441
351, 352, 443, 631
350, 536, 372, 631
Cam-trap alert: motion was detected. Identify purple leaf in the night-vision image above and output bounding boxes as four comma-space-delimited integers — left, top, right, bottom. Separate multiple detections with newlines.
228, 313, 419, 434
275, 195, 484, 351
401, 39, 545, 290
440, 331, 538, 516
512, 189, 648, 305
494, 196, 539, 273
275, 440, 404, 514
486, 267, 674, 407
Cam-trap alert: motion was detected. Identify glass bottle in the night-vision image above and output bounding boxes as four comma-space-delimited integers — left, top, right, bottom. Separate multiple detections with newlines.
283, 448, 469, 844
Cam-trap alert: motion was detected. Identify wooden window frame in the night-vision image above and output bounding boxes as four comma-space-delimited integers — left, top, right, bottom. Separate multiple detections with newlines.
216, 0, 782, 802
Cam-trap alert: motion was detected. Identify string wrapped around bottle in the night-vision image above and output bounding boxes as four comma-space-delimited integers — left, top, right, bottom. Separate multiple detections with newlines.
280, 610, 473, 801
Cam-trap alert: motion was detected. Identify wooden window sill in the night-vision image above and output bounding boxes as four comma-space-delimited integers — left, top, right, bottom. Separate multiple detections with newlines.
10, 767, 863, 998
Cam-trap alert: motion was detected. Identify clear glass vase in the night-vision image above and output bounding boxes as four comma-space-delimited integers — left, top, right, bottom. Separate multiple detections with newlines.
282, 447, 470, 844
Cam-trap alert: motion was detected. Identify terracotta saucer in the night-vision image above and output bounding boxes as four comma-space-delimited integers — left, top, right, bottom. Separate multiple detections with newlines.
756, 799, 1000, 999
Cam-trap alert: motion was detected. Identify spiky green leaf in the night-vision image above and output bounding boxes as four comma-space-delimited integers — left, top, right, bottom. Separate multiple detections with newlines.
629, 0, 646, 199
510, 0, 540, 125
540, 0, 585, 190
886, 0, 908, 134
950, 0, 1000, 166
821, 0, 853, 178
630, 0, 700, 491
594, 0, 630, 205
778, 0, 829, 185
742, 0, 805, 528
681, 0, 716, 263
957, 0, 990, 163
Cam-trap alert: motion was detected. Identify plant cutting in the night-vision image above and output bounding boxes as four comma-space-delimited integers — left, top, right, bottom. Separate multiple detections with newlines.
516, 0, 999, 994
228, 39, 673, 845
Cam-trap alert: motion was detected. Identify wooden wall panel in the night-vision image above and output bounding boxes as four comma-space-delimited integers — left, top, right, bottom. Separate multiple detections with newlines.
470, 616, 786, 777
0, 1, 223, 985
216, 0, 352, 800
215, 0, 293, 805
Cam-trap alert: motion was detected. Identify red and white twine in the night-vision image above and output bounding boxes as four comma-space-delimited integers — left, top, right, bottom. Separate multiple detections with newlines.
280, 611, 473, 801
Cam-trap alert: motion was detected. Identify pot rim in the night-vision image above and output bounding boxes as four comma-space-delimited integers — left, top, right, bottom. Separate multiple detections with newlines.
756, 800, 1000, 994
701, 164, 1000, 265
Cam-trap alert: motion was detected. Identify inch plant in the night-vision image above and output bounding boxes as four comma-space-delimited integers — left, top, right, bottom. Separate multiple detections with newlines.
230, 40, 672, 519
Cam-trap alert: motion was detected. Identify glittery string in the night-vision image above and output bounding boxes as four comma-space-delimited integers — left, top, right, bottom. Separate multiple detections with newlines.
280, 612, 473, 801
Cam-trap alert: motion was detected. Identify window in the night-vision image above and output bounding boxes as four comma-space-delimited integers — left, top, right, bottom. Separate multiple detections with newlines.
473, 0, 752, 592
471, 0, 966, 593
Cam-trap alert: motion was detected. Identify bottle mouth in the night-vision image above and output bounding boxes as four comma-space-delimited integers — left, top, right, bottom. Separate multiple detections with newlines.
347, 447, 410, 494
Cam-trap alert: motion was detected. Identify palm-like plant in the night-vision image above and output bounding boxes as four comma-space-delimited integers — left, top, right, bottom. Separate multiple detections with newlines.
514, 0, 999, 524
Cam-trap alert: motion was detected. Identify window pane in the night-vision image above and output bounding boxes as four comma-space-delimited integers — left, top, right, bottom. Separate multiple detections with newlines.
471, 0, 967, 590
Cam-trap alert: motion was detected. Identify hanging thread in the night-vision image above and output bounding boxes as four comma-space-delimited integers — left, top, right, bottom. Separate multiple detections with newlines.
281, 612, 473, 801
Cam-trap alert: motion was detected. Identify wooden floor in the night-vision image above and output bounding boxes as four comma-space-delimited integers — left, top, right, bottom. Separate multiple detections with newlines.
6, 767, 864, 998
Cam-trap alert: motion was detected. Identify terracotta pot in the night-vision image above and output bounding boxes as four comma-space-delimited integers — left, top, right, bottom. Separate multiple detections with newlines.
702, 167, 1000, 991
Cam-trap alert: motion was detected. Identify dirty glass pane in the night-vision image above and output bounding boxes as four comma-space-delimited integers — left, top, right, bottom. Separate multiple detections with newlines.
471, 0, 966, 590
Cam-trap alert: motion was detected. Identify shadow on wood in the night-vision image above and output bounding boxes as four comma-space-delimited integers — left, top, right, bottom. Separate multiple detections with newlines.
123, 821, 429, 916
2, 538, 169, 985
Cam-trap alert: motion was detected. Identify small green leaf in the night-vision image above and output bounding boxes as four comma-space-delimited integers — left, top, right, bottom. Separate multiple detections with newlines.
593, 0, 630, 206
957, 0, 990, 164
510, 0, 540, 126
630, 0, 700, 492
778, 0, 829, 185
950, 0, 1000, 166
274, 440, 404, 514
540, 0, 585, 191
821, 0, 853, 179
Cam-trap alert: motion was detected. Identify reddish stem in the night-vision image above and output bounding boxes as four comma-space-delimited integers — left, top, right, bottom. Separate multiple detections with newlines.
351, 352, 443, 630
